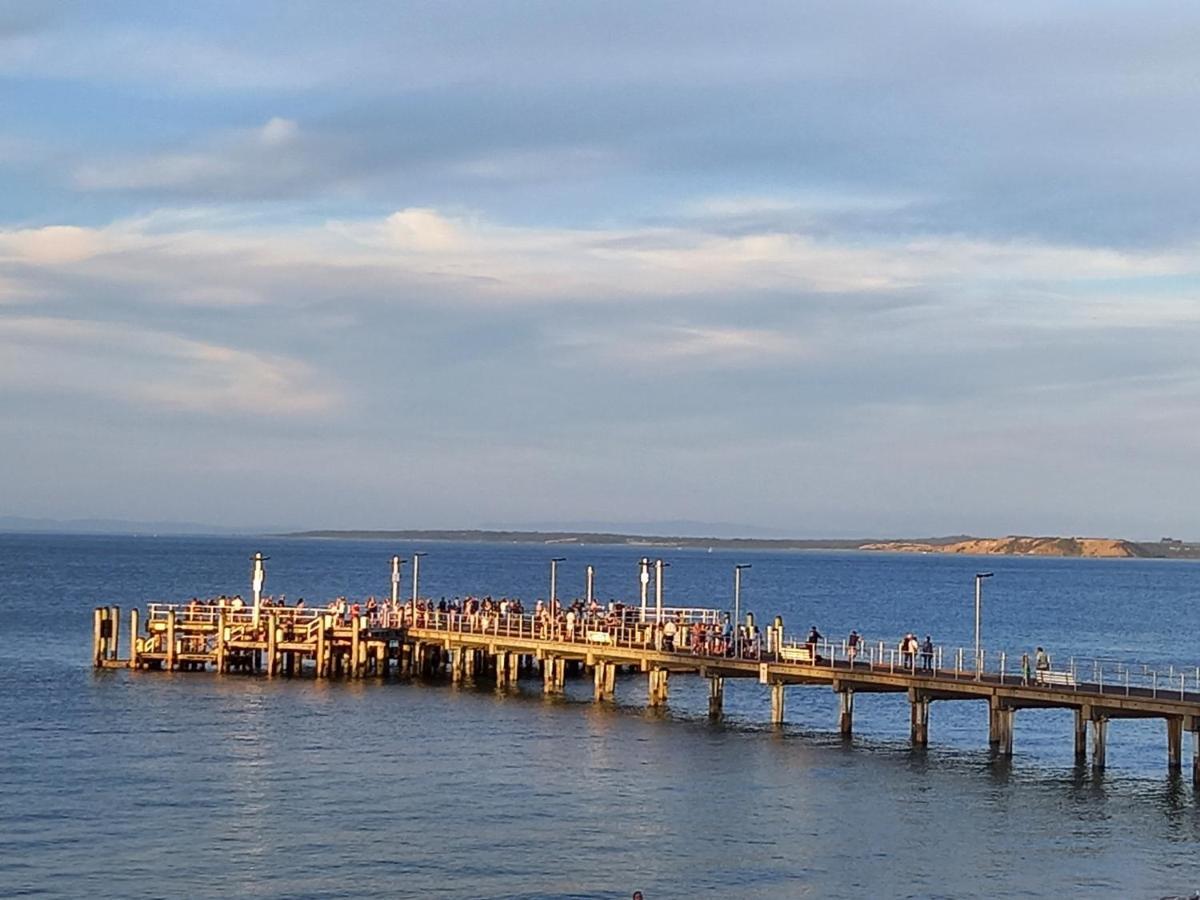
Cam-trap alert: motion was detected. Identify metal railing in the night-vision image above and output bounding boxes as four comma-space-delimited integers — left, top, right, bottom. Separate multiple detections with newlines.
139, 602, 1200, 702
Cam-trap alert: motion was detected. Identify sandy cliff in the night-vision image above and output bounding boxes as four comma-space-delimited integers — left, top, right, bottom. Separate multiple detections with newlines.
859, 536, 1144, 558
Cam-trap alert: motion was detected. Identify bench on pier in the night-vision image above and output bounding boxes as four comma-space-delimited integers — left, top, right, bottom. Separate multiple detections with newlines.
586, 631, 613, 644
1035, 669, 1076, 687
778, 645, 815, 664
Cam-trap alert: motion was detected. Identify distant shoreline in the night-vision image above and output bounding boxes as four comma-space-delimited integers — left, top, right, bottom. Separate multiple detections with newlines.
282, 529, 1200, 559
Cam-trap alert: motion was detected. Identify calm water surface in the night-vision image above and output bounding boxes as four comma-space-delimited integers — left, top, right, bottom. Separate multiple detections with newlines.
2, 534, 1199, 898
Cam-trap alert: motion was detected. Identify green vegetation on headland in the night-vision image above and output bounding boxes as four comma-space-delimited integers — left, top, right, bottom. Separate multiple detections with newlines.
283, 530, 1200, 558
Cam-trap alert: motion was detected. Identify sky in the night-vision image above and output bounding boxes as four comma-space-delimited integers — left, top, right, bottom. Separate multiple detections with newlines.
2, 1, 1199, 538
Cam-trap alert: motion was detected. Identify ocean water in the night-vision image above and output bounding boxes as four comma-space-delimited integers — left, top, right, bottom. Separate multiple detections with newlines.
2, 533, 1199, 898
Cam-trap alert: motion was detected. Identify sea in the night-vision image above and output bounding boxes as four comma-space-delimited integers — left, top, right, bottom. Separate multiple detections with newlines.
2, 532, 1199, 899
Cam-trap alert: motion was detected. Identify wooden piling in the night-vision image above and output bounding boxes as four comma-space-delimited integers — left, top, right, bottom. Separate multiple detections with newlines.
1074, 707, 1088, 764
1091, 716, 1108, 771
166, 609, 177, 671
770, 682, 785, 725
350, 617, 362, 678
838, 689, 854, 736
92, 608, 103, 667
1167, 716, 1183, 771
110, 606, 120, 660
129, 608, 140, 670
315, 614, 327, 677
909, 690, 930, 747
266, 613, 278, 677
706, 674, 721, 715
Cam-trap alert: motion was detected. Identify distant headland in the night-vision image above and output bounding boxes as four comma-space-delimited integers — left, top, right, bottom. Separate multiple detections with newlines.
284, 529, 1200, 559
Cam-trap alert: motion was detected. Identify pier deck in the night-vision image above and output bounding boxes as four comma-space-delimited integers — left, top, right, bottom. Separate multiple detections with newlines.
93, 601, 1200, 782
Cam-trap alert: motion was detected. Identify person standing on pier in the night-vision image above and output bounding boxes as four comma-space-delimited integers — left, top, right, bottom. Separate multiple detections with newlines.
920, 635, 934, 671
847, 629, 861, 664
806, 625, 823, 660
1021, 651, 1032, 684
1035, 646, 1050, 675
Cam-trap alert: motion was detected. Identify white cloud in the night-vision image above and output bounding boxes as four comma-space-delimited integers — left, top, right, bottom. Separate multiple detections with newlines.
0, 316, 338, 417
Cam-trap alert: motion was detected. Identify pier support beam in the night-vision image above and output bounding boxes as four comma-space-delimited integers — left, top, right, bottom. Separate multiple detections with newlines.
266, 613, 278, 676
837, 689, 854, 737
1167, 716, 1183, 772
989, 698, 1014, 756
909, 690, 930, 747
708, 676, 724, 718
1074, 708, 1088, 765
648, 668, 669, 707
1193, 728, 1200, 787
129, 608, 140, 670
166, 609, 177, 672
594, 661, 615, 701
770, 682, 785, 726
315, 615, 328, 677
1091, 716, 1108, 771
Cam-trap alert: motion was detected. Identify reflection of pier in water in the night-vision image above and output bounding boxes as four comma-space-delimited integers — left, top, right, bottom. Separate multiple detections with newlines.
92, 558, 1200, 785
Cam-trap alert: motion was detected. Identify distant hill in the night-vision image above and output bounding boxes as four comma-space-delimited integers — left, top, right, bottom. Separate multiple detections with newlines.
861, 535, 1200, 559
285, 529, 1200, 558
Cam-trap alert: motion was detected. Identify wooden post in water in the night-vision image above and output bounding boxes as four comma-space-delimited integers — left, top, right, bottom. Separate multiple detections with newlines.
909, 689, 930, 747
315, 615, 327, 677
1192, 725, 1200, 787
358, 615, 368, 675
92, 608, 104, 667
770, 682, 785, 725
110, 606, 120, 661
166, 609, 177, 671
1074, 707, 1088, 765
129, 608, 140, 669
708, 675, 724, 718
1167, 716, 1183, 771
266, 613, 278, 676
838, 688, 854, 736
1091, 716, 1108, 771
350, 617, 362, 678
215, 609, 227, 673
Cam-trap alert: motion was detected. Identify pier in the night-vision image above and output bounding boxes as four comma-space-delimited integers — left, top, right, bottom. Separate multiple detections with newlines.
92, 558, 1200, 785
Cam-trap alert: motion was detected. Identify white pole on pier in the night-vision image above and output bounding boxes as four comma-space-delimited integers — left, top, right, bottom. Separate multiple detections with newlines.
585, 565, 595, 606
974, 572, 993, 672
411, 552, 426, 618
391, 555, 405, 606
734, 564, 751, 658
639, 558, 650, 622
251, 551, 267, 629
550, 557, 565, 613
654, 558, 668, 622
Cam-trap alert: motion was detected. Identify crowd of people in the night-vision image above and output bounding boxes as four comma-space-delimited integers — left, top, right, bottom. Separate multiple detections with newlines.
176, 595, 1053, 675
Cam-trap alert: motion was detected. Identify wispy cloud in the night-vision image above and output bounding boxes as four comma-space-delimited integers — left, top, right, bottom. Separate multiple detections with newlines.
0, 315, 339, 417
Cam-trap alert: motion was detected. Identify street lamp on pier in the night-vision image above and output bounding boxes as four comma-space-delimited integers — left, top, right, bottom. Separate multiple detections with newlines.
390, 555, 406, 607
550, 557, 566, 613
654, 559, 669, 622
734, 564, 752, 658
975, 572, 994, 672
410, 552, 427, 619
639, 558, 650, 621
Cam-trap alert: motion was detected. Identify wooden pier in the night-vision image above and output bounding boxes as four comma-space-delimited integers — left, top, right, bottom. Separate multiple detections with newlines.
94, 591, 1200, 784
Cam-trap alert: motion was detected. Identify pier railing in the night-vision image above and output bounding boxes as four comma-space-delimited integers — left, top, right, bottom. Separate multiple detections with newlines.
140, 602, 1200, 702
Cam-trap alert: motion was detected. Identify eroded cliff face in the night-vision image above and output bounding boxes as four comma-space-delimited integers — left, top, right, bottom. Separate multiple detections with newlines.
859, 536, 1143, 557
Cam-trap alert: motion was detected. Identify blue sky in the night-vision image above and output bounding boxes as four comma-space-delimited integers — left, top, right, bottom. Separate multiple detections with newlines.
2, 2, 1199, 537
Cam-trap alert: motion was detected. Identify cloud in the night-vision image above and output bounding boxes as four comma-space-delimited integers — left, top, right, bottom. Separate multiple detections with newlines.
0, 315, 338, 417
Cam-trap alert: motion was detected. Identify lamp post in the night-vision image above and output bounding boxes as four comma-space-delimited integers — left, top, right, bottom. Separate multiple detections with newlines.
250, 551, 268, 629
975, 572, 993, 672
585, 564, 595, 606
734, 563, 751, 658
654, 559, 669, 622
550, 557, 565, 613
390, 555, 406, 606
639, 557, 650, 621
410, 551, 427, 620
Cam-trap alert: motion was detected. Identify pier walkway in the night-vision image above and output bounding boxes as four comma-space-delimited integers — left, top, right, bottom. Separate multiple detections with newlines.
93, 597, 1200, 783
